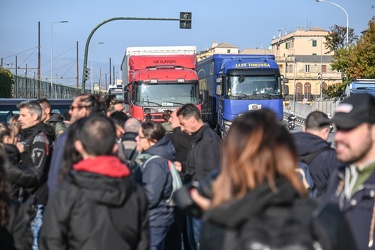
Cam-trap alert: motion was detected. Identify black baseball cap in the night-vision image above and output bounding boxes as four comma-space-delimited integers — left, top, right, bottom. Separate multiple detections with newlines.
332, 93, 375, 130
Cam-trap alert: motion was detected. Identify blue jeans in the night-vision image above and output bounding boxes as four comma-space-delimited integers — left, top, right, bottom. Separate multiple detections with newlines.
31, 205, 44, 250
186, 215, 201, 250
150, 226, 170, 250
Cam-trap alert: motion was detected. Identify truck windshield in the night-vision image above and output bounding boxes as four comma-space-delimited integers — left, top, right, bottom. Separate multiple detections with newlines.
352, 83, 375, 89
135, 84, 199, 106
226, 76, 281, 97
108, 88, 123, 100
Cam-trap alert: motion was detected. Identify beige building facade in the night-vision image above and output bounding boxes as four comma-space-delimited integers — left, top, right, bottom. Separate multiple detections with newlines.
270, 27, 342, 100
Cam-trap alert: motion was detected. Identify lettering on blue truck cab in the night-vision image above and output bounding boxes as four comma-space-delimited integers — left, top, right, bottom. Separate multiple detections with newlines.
235, 63, 271, 68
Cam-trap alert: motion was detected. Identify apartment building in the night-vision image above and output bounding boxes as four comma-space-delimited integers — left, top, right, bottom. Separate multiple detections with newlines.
270, 27, 342, 100
197, 42, 239, 61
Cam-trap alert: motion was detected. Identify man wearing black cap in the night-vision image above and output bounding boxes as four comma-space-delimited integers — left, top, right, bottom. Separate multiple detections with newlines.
325, 93, 375, 250
293, 111, 339, 198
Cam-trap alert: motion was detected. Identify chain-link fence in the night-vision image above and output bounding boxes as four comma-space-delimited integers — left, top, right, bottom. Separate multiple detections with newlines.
12, 75, 87, 99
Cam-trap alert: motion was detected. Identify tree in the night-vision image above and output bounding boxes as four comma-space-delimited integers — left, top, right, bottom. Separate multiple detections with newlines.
346, 18, 375, 79
323, 19, 375, 97
0, 68, 14, 98
324, 25, 358, 53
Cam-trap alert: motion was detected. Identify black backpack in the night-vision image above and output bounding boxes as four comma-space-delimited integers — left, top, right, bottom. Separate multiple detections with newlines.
296, 146, 331, 198
235, 199, 321, 250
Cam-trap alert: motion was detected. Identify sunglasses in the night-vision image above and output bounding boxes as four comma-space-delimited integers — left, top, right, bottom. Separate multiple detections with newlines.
69, 105, 81, 111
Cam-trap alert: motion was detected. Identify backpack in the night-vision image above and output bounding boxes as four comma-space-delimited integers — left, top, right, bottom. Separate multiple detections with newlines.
296, 146, 331, 198
234, 199, 322, 250
142, 155, 182, 206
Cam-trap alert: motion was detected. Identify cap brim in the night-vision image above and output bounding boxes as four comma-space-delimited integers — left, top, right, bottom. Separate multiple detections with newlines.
332, 113, 362, 129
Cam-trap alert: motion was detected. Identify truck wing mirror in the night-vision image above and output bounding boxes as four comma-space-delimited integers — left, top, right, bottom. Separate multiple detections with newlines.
124, 85, 130, 91
216, 85, 222, 96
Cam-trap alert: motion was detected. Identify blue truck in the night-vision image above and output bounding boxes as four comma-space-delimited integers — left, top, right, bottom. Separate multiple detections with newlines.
197, 54, 286, 136
344, 79, 375, 97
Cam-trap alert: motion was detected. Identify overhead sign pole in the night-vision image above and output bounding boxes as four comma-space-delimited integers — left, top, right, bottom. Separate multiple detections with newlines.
81, 13, 192, 93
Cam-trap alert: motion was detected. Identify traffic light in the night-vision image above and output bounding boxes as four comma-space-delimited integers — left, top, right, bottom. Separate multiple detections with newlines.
84, 67, 90, 81
180, 12, 192, 29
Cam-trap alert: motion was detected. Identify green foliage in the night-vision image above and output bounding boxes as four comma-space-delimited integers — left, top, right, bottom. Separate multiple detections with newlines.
324, 25, 358, 54
331, 48, 350, 79
326, 18, 375, 97
347, 18, 375, 79
0, 68, 14, 98
323, 81, 347, 98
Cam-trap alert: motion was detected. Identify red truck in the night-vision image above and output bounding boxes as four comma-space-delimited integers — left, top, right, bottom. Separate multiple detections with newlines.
122, 46, 206, 122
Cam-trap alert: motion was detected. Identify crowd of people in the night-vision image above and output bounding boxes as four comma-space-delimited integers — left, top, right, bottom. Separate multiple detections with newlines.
0, 92, 374, 250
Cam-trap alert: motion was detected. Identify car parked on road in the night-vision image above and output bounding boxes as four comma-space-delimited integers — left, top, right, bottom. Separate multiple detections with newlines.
0, 98, 73, 123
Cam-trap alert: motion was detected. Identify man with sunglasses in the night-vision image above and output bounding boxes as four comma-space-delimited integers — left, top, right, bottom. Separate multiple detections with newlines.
325, 93, 375, 250
48, 94, 105, 194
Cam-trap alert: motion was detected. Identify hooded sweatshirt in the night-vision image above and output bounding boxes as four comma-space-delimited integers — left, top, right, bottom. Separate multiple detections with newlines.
40, 156, 149, 250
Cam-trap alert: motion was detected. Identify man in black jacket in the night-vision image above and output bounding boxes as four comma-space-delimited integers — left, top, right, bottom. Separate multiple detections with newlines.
325, 93, 375, 250
40, 115, 149, 250
292, 111, 339, 198
177, 104, 221, 250
17, 100, 53, 250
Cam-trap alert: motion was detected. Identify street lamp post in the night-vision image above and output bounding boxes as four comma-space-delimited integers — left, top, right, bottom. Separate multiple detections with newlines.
91, 42, 105, 93
51, 20, 69, 98
316, 0, 349, 48
320, 40, 323, 99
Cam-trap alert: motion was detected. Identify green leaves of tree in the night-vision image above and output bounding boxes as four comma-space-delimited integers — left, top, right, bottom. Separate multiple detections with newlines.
0, 68, 14, 98
324, 17, 375, 97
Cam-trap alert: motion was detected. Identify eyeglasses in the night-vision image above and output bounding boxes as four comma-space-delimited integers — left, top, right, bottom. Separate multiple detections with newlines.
69, 105, 81, 111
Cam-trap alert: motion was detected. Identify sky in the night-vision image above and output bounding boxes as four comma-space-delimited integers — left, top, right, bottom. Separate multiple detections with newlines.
0, 0, 374, 88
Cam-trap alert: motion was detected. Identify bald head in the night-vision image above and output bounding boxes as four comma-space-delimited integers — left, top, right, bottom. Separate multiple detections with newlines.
124, 118, 141, 133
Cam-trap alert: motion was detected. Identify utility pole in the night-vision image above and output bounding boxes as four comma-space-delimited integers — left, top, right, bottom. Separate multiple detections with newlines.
76, 41, 79, 95
109, 58, 112, 88
38, 22, 41, 98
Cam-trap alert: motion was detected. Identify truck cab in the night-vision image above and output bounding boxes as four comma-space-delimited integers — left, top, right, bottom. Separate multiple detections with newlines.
345, 79, 375, 97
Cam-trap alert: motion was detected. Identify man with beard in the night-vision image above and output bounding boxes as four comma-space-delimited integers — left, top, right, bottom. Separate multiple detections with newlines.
325, 93, 375, 250
47, 94, 105, 193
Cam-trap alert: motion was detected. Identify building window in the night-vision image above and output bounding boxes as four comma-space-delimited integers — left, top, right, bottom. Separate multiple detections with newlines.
227, 49, 230, 53
286, 43, 289, 49
312, 53, 317, 55
322, 65, 327, 73
305, 65, 310, 73
312, 40, 317, 47
288, 65, 293, 73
